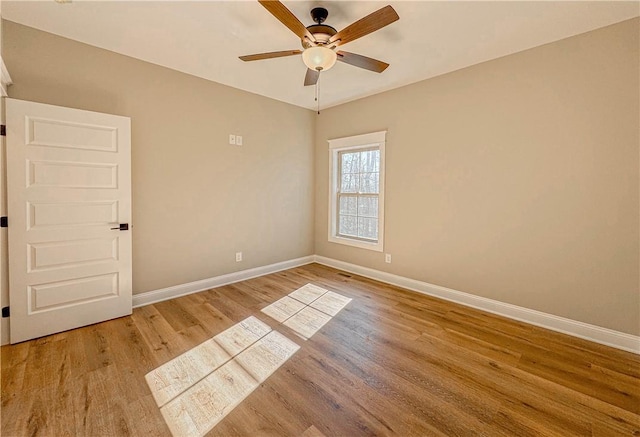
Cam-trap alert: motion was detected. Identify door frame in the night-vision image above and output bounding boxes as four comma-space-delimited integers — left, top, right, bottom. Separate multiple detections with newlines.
0, 51, 13, 346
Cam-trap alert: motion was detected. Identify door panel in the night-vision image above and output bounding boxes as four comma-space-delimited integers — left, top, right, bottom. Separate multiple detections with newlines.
28, 273, 119, 313
28, 160, 118, 189
7, 98, 132, 343
28, 237, 118, 271
28, 201, 119, 228
27, 117, 118, 151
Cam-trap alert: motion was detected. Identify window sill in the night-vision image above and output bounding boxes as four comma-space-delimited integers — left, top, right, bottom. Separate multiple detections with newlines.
328, 235, 383, 252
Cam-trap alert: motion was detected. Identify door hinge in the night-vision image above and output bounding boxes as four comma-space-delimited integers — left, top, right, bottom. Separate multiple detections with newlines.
0, 217, 7, 228
1, 307, 9, 318
0, 125, 5, 136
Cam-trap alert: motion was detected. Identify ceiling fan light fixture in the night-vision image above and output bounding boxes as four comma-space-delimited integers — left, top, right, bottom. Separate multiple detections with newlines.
302, 46, 337, 72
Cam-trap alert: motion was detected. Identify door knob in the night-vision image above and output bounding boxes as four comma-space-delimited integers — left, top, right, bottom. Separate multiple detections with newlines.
111, 223, 129, 231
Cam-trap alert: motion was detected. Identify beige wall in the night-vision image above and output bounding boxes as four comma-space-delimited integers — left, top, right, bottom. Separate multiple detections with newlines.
3, 18, 639, 336
315, 18, 640, 336
3, 20, 315, 294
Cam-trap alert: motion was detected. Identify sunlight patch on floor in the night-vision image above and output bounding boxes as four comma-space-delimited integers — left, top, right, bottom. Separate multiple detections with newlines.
145, 283, 351, 436
262, 284, 352, 339
145, 316, 271, 407
159, 330, 299, 436
145, 316, 299, 437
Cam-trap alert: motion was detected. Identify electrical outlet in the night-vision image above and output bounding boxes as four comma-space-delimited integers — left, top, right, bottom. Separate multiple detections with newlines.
235, 252, 243, 262
236, 135, 243, 146
385, 254, 392, 263
229, 134, 236, 145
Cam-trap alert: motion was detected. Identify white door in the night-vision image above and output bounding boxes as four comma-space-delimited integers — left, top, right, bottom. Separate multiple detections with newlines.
7, 98, 132, 343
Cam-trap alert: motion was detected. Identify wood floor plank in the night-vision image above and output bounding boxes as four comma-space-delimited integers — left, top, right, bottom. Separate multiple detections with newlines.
517, 350, 640, 414
81, 323, 113, 372
205, 292, 254, 322
71, 365, 134, 437
261, 296, 306, 323
19, 383, 77, 437
309, 290, 351, 316
307, 322, 503, 434
126, 394, 171, 436
100, 315, 160, 405
414, 332, 640, 435
282, 306, 332, 340
288, 283, 327, 305
154, 298, 202, 333
130, 304, 190, 365
425, 324, 523, 366
174, 295, 234, 336
288, 352, 450, 436
20, 336, 72, 392
217, 284, 267, 312
1, 340, 30, 396
210, 380, 310, 437
2, 263, 638, 436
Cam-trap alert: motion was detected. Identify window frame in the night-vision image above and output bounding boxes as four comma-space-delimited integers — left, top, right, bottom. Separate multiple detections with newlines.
328, 130, 386, 252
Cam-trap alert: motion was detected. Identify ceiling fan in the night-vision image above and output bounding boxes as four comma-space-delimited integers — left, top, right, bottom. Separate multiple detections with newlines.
239, 1, 399, 86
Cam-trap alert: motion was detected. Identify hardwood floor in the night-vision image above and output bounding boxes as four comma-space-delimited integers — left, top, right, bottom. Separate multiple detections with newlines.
2, 263, 639, 436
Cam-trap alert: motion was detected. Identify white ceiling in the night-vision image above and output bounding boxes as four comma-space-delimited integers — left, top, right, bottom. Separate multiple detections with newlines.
3, 1, 639, 110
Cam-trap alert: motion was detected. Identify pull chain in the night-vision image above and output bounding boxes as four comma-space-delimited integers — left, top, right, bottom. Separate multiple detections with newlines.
316, 74, 321, 114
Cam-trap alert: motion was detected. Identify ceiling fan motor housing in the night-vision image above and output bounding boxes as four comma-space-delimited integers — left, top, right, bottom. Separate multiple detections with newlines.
303, 7, 337, 48
303, 24, 337, 47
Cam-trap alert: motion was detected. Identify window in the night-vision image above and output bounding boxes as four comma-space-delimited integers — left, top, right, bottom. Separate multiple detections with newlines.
328, 131, 386, 252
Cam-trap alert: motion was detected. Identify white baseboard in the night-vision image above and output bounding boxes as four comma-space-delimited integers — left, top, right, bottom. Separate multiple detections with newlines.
8, 253, 634, 354
313, 255, 640, 355
132, 255, 315, 308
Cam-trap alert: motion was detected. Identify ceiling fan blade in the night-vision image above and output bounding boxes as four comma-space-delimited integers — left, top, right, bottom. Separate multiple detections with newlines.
258, 0, 316, 43
337, 51, 389, 73
304, 68, 320, 86
329, 5, 399, 47
239, 50, 302, 62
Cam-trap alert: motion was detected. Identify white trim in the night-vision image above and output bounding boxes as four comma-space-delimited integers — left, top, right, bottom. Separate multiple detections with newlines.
313, 255, 640, 355
328, 130, 386, 149
9, 252, 637, 355
0, 57, 12, 97
327, 130, 386, 252
132, 256, 314, 308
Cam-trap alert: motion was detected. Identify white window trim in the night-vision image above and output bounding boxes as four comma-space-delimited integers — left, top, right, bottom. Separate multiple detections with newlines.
328, 130, 386, 252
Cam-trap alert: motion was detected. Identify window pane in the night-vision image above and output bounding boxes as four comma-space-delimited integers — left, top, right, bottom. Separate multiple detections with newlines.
338, 214, 358, 237
341, 173, 358, 193
341, 152, 360, 174
360, 172, 379, 194
339, 196, 357, 215
358, 197, 378, 218
359, 150, 380, 172
357, 217, 378, 240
